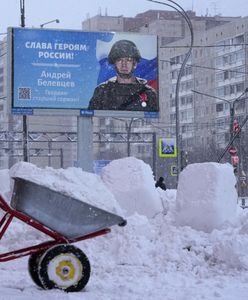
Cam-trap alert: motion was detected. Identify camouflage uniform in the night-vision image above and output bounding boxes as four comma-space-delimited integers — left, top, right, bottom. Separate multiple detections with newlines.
88, 39, 158, 111
88, 76, 158, 111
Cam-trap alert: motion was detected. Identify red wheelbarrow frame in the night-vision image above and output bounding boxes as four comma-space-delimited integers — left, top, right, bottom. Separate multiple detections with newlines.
0, 195, 110, 262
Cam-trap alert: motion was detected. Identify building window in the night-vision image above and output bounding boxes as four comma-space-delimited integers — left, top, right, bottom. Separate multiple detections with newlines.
170, 99, 175, 107
230, 85, 235, 94
236, 82, 244, 93
99, 118, 106, 126
224, 85, 230, 96
224, 70, 229, 80
216, 103, 224, 112
170, 113, 176, 122
216, 87, 224, 98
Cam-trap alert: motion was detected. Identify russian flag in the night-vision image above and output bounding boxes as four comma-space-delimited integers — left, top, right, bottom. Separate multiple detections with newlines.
95, 34, 158, 90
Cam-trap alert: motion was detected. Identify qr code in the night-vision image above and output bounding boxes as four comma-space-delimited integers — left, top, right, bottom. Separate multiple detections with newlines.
18, 87, 31, 100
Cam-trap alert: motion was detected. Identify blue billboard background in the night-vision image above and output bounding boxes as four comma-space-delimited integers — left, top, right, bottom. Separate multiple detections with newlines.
11, 28, 158, 109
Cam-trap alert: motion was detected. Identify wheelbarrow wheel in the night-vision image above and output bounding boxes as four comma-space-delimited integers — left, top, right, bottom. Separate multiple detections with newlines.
28, 251, 45, 289
38, 244, 91, 292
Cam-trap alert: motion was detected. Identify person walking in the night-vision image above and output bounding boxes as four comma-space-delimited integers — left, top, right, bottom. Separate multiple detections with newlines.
155, 176, 166, 191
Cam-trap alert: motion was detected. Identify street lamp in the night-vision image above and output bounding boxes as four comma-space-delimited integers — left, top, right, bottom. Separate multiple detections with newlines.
147, 0, 194, 180
20, 0, 28, 162
40, 19, 60, 28
20, 0, 25, 27
113, 117, 138, 157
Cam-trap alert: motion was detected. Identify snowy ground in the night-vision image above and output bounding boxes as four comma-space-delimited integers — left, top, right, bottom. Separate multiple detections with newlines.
1, 158, 248, 300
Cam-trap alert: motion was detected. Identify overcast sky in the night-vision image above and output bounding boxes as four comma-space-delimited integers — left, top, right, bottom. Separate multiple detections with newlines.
1, 0, 247, 34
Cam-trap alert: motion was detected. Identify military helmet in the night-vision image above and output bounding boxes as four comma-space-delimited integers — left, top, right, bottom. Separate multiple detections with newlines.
108, 40, 141, 64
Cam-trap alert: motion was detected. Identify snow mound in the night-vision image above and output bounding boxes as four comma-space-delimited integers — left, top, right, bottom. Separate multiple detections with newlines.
176, 162, 238, 232
0, 169, 11, 199
9, 161, 122, 215
101, 157, 163, 218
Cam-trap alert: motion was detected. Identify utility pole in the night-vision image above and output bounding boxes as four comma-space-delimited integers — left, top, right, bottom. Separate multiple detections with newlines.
217, 115, 248, 162
20, 0, 28, 162
147, 0, 194, 182
229, 88, 248, 142
192, 88, 248, 145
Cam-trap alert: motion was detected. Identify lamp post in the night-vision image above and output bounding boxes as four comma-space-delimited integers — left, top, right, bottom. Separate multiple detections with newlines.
113, 117, 138, 157
40, 19, 60, 28
147, 0, 194, 180
20, 0, 28, 162
20, 0, 25, 27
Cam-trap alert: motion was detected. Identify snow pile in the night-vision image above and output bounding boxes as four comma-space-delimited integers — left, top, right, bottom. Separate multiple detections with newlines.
9, 161, 122, 215
176, 162, 238, 232
100, 156, 164, 218
0, 169, 11, 199
1, 159, 248, 299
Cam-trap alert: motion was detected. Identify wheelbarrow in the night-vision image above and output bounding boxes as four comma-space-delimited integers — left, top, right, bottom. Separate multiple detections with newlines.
0, 177, 126, 292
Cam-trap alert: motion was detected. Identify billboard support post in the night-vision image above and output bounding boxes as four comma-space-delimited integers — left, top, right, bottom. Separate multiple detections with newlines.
152, 132, 157, 178
77, 116, 94, 173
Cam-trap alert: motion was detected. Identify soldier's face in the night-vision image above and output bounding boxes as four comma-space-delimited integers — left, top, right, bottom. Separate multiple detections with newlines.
115, 57, 137, 77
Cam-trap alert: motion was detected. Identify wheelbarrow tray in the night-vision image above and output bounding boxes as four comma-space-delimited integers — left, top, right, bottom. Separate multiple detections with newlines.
10, 177, 125, 239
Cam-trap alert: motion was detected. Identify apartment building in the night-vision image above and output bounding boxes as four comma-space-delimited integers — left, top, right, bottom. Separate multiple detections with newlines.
163, 17, 248, 152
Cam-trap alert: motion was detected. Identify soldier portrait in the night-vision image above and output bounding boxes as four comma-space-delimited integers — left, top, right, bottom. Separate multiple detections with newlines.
88, 39, 158, 111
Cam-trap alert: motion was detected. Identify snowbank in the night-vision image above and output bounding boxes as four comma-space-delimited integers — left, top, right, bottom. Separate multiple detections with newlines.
1, 160, 248, 300
100, 157, 164, 218
0, 169, 10, 199
9, 161, 122, 215
176, 162, 238, 232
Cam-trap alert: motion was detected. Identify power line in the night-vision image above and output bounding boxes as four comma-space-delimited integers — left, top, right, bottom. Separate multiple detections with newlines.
160, 43, 248, 48
160, 58, 248, 75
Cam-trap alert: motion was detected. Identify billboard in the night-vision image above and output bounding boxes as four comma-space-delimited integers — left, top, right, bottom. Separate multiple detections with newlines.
9, 27, 158, 115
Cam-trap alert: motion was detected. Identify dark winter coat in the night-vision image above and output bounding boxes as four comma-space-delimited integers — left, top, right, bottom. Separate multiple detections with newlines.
155, 177, 166, 191
88, 77, 158, 111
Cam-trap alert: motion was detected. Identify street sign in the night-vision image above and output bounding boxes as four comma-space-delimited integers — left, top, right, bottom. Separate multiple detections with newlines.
233, 120, 240, 133
12, 108, 33, 115
229, 146, 237, 156
80, 109, 94, 116
231, 155, 239, 166
159, 138, 177, 157
144, 112, 159, 118
94, 160, 111, 174
170, 164, 178, 176
239, 197, 248, 209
